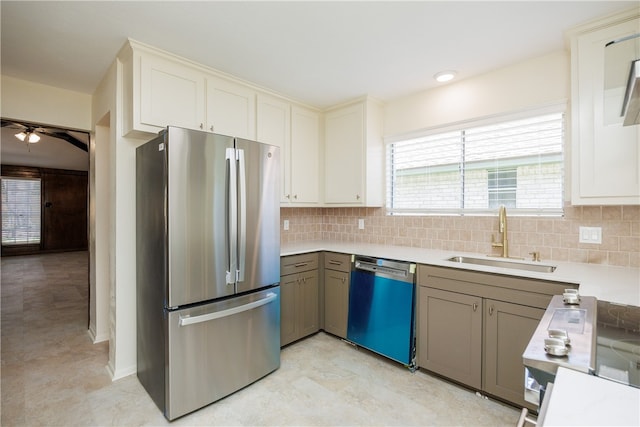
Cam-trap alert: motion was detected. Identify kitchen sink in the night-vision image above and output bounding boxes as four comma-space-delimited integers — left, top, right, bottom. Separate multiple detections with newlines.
446, 256, 557, 273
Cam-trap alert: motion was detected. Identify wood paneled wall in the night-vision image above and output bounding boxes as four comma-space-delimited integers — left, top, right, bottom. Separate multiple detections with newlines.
1, 165, 88, 256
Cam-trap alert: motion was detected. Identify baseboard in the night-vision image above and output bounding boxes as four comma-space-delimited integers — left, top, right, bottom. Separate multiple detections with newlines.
107, 362, 137, 381
86, 326, 109, 343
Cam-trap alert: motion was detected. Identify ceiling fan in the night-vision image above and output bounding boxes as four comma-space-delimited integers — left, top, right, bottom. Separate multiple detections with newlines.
1, 119, 88, 152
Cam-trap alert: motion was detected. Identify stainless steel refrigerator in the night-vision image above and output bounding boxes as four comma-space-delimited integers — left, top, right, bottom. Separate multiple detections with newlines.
136, 126, 281, 420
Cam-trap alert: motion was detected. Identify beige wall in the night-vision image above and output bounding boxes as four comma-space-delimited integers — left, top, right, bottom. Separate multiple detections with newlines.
383, 50, 569, 137
281, 206, 640, 268
1, 75, 92, 130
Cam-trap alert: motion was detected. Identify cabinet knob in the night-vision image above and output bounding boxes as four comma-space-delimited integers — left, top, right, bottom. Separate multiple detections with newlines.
199, 123, 204, 129
286, 194, 291, 199
473, 303, 478, 312
294, 194, 298, 200
356, 194, 361, 200
489, 305, 494, 316
210, 125, 214, 132
341, 277, 346, 283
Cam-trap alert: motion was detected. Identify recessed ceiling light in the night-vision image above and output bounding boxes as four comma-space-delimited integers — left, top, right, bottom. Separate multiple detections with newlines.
434, 71, 457, 83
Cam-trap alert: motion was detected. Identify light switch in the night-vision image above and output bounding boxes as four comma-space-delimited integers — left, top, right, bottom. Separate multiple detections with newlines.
283, 220, 289, 231
358, 219, 365, 230
579, 226, 601, 244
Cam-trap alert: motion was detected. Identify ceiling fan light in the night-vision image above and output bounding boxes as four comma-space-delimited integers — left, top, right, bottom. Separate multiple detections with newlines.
434, 70, 457, 83
15, 131, 27, 142
28, 133, 40, 143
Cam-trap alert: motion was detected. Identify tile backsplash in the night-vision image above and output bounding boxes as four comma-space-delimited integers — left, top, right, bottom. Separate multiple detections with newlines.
281, 205, 640, 267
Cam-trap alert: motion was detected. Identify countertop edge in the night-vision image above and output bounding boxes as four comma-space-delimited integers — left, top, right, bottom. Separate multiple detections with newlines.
281, 240, 640, 306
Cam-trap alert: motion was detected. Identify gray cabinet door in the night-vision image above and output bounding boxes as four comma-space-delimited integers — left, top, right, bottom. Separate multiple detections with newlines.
418, 286, 482, 389
484, 299, 543, 409
324, 270, 349, 338
280, 269, 319, 346
280, 274, 298, 347
299, 270, 319, 338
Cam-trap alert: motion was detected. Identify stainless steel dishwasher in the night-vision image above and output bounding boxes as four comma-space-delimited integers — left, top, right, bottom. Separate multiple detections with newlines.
347, 255, 417, 369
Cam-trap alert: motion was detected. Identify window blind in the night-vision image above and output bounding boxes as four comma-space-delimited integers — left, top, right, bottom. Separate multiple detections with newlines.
1, 177, 41, 245
386, 112, 564, 216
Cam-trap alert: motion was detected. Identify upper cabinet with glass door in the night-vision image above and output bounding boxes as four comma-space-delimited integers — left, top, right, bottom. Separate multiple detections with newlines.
568, 7, 640, 205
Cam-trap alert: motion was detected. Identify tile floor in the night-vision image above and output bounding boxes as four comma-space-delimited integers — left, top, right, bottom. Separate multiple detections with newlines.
1, 251, 520, 426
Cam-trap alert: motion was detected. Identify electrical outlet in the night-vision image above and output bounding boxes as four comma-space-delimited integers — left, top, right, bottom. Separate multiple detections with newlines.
579, 226, 601, 244
283, 220, 289, 231
358, 218, 365, 230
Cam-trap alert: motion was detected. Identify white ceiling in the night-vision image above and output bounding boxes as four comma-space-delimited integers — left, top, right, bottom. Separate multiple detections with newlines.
1, 124, 90, 172
0, 1, 637, 171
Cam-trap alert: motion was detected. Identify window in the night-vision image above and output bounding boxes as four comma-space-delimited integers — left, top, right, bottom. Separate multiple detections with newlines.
1, 177, 41, 245
386, 111, 564, 216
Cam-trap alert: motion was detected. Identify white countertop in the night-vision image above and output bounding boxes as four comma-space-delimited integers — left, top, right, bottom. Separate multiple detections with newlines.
281, 240, 640, 306
539, 367, 640, 426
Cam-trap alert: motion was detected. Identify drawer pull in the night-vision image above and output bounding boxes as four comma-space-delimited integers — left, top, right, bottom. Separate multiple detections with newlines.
328, 260, 342, 265
294, 262, 308, 268
473, 303, 478, 312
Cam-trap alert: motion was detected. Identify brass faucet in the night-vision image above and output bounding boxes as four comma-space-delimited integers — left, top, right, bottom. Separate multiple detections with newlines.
491, 205, 509, 258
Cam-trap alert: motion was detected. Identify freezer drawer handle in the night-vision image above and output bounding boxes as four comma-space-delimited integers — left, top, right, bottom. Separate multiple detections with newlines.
178, 292, 278, 326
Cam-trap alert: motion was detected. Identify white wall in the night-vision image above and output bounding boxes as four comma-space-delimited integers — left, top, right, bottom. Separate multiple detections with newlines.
1, 75, 92, 130
89, 62, 116, 346
383, 50, 570, 137
91, 58, 149, 380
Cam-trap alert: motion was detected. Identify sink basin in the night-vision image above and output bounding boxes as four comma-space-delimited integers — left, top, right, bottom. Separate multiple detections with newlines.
446, 256, 557, 273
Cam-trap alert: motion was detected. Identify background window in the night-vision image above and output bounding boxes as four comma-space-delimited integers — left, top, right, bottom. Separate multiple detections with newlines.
386, 112, 564, 216
1, 177, 41, 245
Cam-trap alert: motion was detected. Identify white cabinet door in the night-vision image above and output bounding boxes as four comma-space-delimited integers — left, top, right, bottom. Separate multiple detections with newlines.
140, 54, 206, 131
206, 76, 256, 139
325, 103, 364, 204
291, 106, 320, 204
571, 14, 640, 205
257, 94, 291, 203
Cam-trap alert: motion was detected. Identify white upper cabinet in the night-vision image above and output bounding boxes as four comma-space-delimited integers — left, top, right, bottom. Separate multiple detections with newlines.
120, 41, 256, 138
257, 94, 291, 203
290, 105, 320, 204
139, 54, 206, 132
568, 8, 640, 205
206, 76, 256, 139
324, 98, 384, 206
257, 94, 320, 205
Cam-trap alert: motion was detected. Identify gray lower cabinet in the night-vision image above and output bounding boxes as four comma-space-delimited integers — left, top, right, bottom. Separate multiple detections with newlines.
280, 253, 319, 347
323, 252, 351, 338
417, 265, 576, 409
484, 299, 544, 408
418, 287, 482, 389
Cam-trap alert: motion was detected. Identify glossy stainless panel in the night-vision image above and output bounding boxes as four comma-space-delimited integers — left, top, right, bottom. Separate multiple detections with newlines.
167, 128, 235, 307
234, 138, 280, 294
523, 295, 597, 376
166, 287, 280, 420
136, 132, 169, 412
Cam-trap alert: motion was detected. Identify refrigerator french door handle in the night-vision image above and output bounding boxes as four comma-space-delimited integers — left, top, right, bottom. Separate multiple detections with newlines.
178, 292, 278, 326
226, 147, 238, 286
237, 148, 246, 283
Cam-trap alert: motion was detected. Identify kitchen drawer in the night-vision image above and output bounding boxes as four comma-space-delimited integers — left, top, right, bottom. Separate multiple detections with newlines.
323, 252, 352, 273
280, 252, 319, 276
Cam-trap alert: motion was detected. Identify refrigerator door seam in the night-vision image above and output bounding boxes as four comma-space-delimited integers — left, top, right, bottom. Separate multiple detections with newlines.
178, 292, 277, 326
